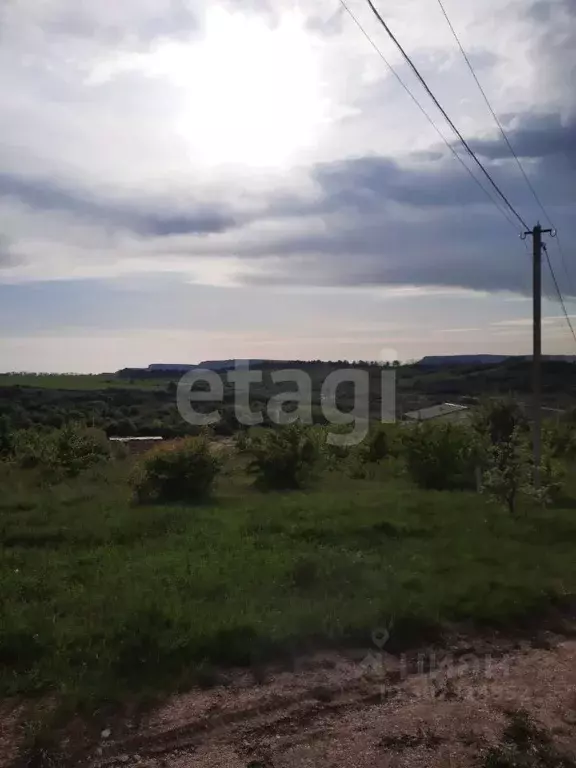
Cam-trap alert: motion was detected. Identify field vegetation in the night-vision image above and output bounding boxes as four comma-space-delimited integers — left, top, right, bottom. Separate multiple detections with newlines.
1, 403, 576, 721
1, 358, 575, 440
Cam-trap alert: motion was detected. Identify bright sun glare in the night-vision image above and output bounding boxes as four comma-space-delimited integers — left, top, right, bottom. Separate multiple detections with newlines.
161, 9, 327, 167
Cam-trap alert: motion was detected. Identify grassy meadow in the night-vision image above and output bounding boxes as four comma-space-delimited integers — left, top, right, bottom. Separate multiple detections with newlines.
2, 446, 576, 711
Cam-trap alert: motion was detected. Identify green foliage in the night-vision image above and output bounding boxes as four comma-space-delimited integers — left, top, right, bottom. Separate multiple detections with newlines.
481, 428, 532, 515
319, 424, 353, 470
11, 424, 110, 477
357, 425, 389, 463
534, 449, 564, 507
246, 424, 320, 489
53, 424, 111, 476
482, 429, 564, 514
472, 397, 526, 445
3, 459, 576, 708
11, 427, 56, 469
483, 710, 576, 767
234, 429, 249, 453
131, 437, 221, 503
0, 415, 14, 456
402, 422, 480, 490
543, 421, 576, 459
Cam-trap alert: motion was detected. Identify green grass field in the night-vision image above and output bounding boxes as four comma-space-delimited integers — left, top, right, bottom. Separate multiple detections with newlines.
2, 454, 576, 710
0, 374, 169, 390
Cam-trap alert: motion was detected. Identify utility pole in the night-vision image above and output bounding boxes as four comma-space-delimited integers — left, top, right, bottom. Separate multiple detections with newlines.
523, 222, 553, 487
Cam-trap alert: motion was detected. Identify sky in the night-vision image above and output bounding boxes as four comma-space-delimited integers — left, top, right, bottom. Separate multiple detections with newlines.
1, 0, 575, 372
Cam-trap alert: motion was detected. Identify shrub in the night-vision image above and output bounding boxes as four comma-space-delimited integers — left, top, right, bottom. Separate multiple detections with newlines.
234, 429, 249, 453
11, 423, 110, 476
131, 437, 221, 503
319, 425, 352, 470
12, 428, 57, 470
543, 421, 576, 459
357, 425, 389, 464
53, 424, 111, 476
402, 422, 479, 490
538, 449, 564, 505
246, 424, 320, 489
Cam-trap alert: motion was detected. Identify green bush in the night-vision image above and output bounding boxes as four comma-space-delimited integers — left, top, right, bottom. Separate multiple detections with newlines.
543, 421, 576, 459
402, 422, 479, 490
357, 426, 389, 464
12, 428, 57, 470
234, 429, 249, 453
538, 448, 564, 506
131, 437, 221, 503
319, 425, 352, 470
11, 423, 110, 476
53, 424, 110, 476
246, 424, 320, 489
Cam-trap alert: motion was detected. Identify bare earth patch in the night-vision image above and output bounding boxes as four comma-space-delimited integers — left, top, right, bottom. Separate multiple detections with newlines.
61, 631, 576, 768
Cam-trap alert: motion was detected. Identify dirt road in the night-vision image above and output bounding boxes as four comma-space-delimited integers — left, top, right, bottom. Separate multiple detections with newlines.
84, 632, 576, 768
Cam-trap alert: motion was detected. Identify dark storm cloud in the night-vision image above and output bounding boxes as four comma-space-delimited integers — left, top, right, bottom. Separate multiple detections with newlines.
0, 173, 236, 237
143, 213, 235, 237
527, 0, 576, 23
312, 155, 499, 209
267, 146, 540, 224
470, 114, 576, 160
249, 141, 575, 297
244, 209, 557, 297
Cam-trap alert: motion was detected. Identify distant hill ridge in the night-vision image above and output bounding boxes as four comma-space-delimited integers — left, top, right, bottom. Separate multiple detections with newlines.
147, 360, 272, 372
119, 355, 576, 377
418, 354, 576, 366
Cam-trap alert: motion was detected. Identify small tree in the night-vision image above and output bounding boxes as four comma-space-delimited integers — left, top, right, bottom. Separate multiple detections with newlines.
481, 428, 531, 515
482, 428, 564, 514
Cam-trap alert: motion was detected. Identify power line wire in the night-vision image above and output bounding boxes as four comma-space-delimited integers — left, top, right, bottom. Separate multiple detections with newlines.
435, 0, 547, 220
363, 0, 530, 232
551, 232, 575, 299
434, 0, 576, 296
543, 242, 576, 347
336, 0, 521, 233
341, 0, 573, 351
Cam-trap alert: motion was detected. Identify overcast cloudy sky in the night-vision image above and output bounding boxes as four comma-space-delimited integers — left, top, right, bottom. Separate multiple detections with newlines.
1, 0, 575, 371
